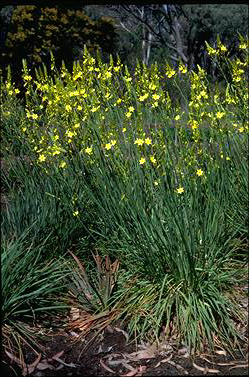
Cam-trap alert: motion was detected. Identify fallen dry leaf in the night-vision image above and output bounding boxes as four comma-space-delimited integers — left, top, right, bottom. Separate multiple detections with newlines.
100, 358, 116, 374
107, 359, 124, 366
36, 361, 54, 371
122, 365, 146, 376
167, 360, 188, 375
193, 362, 219, 374
121, 361, 137, 372
106, 357, 139, 374
128, 345, 157, 361
155, 354, 173, 368
56, 364, 64, 370
215, 350, 227, 356
5, 350, 24, 366
52, 357, 77, 368
51, 350, 64, 360
199, 355, 235, 367
5, 350, 42, 376
229, 364, 248, 370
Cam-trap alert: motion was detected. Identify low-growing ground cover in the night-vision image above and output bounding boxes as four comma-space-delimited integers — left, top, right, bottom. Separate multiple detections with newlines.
1, 35, 248, 375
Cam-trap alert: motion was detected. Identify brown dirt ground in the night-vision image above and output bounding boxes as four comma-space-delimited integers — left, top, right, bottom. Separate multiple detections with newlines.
2, 319, 248, 377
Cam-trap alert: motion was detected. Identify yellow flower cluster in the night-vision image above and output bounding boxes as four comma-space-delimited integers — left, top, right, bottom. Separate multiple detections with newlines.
2, 36, 247, 192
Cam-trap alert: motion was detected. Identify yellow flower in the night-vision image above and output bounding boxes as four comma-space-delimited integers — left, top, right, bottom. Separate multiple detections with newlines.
239, 43, 247, 50
23, 75, 32, 81
152, 94, 160, 101
150, 156, 156, 164
52, 150, 60, 156
73, 210, 79, 217
166, 67, 176, 78
105, 71, 112, 78
139, 93, 149, 101
59, 161, 66, 168
128, 106, 135, 112
190, 120, 198, 130
145, 138, 152, 145
126, 112, 132, 118
105, 143, 112, 150
179, 64, 187, 73
149, 84, 156, 90
77, 105, 82, 111
154, 180, 159, 186
176, 187, 184, 194
196, 169, 204, 176
139, 157, 146, 165
239, 127, 244, 133
38, 154, 46, 162
110, 140, 116, 146
122, 127, 127, 132
91, 106, 100, 113
134, 138, 144, 146
66, 131, 74, 138
207, 46, 217, 56
175, 115, 180, 121
85, 147, 93, 155
216, 111, 225, 119
65, 104, 72, 112
32, 113, 38, 120
219, 44, 227, 52
15, 88, 20, 94
233, 76, 241, 83
200, 90, 207, 98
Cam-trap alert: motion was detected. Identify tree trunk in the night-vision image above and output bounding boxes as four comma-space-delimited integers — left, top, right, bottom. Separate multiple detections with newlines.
172, 15, 188, 64
142, 29, 152, 66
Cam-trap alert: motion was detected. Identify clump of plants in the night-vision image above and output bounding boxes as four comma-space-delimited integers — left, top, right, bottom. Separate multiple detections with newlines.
1, 34, 248, 359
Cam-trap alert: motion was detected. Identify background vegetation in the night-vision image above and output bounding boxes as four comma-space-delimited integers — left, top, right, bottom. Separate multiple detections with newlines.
1, 4, 248, 79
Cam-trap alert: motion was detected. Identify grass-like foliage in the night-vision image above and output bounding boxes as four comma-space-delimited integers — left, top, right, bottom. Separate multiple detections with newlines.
1, 224, 70, 361
1, 34, 248, 356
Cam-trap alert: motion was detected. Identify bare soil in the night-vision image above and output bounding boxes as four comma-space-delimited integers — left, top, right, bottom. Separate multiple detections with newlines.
2, 319, 248, 377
